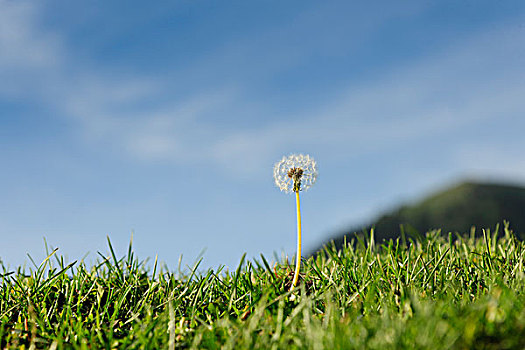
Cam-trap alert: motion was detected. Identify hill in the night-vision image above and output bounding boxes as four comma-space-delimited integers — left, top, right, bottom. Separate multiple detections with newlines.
321, 181, 525, 251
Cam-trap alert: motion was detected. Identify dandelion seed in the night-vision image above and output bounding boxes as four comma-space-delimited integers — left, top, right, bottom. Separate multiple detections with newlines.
273, 154, 318, 292
273, 154, 317, 194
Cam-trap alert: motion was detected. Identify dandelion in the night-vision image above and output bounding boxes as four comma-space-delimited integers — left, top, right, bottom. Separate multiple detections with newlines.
273, 154, 317, 291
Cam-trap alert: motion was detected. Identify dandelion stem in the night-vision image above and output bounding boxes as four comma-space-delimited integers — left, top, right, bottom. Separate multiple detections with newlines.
290, 190, 302, 291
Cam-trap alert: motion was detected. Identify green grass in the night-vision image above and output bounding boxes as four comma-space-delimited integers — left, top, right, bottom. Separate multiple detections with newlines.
2, 223, 525, 349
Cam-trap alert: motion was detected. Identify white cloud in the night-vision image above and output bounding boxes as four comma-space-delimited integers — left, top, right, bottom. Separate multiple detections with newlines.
208, 19, 525, 177
0, 1, 61, 69
0, 1, 64, 98
1, 1, 524, 184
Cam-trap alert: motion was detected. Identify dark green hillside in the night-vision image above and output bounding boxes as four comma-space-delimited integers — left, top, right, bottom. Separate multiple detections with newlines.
323, 181, 525, 251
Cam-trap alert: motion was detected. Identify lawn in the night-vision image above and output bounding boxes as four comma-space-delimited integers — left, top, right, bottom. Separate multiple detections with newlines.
1, 223, 524, 349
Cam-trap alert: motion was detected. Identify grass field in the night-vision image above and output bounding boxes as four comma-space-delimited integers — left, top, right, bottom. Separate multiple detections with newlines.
1, 223, 525, 349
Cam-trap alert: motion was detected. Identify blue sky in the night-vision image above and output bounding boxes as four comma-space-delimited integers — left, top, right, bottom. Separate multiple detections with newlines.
1, 0, 525, 271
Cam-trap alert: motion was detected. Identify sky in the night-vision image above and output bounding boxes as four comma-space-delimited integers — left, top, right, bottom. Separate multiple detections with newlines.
1, 0, 525, 271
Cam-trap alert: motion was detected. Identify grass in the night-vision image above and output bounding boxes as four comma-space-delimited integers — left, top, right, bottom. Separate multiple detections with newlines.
1, 223, 525, 349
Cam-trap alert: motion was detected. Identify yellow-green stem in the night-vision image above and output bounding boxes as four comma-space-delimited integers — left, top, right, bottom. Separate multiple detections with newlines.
290, 190, 302, 291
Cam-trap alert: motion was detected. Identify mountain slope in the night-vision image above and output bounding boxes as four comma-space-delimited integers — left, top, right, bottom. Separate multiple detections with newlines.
320, 181, 525, 251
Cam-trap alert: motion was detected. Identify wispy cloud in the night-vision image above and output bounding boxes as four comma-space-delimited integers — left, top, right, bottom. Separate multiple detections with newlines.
0, 1, 240, 164
210, 17, 525, 174
0, 1, 64, 97
73, 88, 238, 162
0, 1, 61, 68
1, 1, 524, 183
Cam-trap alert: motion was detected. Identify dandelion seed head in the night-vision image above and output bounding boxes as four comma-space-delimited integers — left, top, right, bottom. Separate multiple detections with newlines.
273, 154, 317, 193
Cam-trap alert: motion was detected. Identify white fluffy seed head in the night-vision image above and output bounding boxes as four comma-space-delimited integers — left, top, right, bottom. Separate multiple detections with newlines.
273, 154, 317, 193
